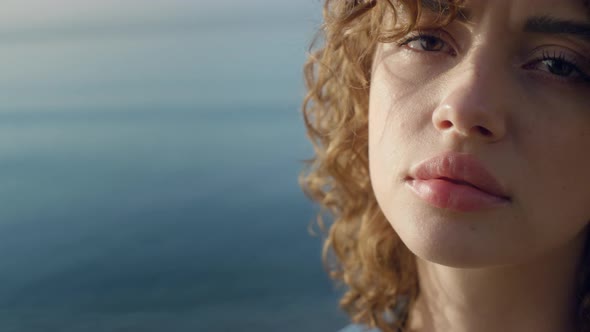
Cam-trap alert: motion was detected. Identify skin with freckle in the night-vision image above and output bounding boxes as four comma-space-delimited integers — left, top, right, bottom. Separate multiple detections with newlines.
301, 0, 590, 331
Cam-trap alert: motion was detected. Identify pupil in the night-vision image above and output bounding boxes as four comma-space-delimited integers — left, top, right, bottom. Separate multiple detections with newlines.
421, 37, 442, 51
545, 59, 573, 76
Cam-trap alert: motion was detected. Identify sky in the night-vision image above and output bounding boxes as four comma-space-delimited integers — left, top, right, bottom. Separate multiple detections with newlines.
0, 0, 322, 112
0, 0, 320, 29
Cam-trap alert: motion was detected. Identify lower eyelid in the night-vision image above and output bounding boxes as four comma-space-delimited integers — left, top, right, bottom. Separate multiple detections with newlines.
523, 62, 590, 85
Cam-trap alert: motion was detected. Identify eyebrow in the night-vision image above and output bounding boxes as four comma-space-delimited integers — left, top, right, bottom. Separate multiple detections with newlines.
524, 16, 590, 43
419, 1, 590, 44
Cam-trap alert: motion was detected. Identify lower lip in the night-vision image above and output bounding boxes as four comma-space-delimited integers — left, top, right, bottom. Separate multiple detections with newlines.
406, 179, 510, 212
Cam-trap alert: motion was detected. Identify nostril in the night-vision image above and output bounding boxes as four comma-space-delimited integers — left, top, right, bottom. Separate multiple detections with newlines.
475, 125, 493, 137
439, 120, 453, 129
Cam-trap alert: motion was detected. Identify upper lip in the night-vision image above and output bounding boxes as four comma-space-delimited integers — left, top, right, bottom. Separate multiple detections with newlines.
407, 152, 510, 199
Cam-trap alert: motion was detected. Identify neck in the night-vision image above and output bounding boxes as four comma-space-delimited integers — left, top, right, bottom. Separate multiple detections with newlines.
406, 229, 589, 332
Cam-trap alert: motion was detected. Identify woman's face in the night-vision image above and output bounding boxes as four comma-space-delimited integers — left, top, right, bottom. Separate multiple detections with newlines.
369, 0, 590, 267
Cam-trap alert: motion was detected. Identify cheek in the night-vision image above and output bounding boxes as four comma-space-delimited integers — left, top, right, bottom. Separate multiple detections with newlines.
368, 71, 429, 213
368, 74, 401, 208
368, 83, 393, 202
368, 62, 437, 169
514, 119, 590, 241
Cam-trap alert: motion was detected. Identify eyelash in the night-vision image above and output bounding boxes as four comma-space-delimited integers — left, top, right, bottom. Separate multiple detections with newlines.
397, 32, 590, 84
527, 50, 590, 84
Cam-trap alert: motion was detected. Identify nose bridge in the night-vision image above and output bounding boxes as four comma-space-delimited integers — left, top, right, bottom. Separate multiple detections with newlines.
432, 48, 508, 142
450, 50, 497, 111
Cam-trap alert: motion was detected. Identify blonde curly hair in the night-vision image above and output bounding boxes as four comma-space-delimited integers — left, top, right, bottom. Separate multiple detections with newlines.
299, 1, 590, 331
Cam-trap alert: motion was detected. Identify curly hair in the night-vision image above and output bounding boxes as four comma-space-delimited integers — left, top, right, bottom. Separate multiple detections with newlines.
299, 1, 590, 331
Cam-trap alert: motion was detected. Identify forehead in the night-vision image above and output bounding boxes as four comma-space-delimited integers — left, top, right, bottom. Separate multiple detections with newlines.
492, 0, 590, 21
518, 0, 588, 21
450, 0, 590, 21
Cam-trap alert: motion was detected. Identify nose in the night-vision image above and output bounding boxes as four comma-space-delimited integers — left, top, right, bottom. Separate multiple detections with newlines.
432, 62, 508, 143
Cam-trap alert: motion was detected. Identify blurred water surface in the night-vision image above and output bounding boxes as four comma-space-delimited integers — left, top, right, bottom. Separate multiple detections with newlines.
0, 1, 347, 331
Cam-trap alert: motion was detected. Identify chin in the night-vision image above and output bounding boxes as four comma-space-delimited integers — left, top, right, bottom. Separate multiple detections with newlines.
386, 204, 521, 269
406, 241, 500, 269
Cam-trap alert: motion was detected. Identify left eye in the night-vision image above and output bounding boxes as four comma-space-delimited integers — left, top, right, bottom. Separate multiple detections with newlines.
526, 58, 585, 80
540, 59, 575, 77
522, 51, 590, 84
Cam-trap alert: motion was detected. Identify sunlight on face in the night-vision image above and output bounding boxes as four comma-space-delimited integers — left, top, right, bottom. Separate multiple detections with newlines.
369, 0, 590, 268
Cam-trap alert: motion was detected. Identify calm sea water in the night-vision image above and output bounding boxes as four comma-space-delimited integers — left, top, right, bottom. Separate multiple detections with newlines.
0, 3, 348, 331
0, 107, 346, 331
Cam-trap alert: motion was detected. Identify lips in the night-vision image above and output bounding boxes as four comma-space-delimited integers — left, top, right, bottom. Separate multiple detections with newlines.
405, 152, 510, 212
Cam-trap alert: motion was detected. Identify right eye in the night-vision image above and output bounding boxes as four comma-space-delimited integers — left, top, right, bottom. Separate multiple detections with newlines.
398, 32, 457, 56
